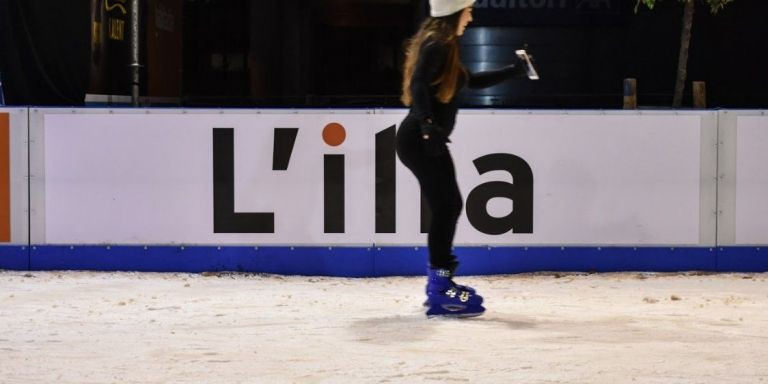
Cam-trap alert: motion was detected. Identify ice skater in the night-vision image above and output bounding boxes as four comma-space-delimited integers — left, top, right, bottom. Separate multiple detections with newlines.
397, 0, 533, 317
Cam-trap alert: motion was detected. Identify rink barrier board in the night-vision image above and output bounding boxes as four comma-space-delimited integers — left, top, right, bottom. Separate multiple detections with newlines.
1, 108, 767, 274
3, 245, 765, 276
717, 110, 768, 245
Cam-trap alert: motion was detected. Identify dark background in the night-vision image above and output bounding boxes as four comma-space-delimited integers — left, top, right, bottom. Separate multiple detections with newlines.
1, 0, 766, 108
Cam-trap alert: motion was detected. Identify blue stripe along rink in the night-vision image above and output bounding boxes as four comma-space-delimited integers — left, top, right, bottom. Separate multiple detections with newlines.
0, 245, 766, 276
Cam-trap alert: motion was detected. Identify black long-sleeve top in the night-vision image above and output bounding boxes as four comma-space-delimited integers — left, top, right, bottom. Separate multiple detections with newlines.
408, 38, 523, 136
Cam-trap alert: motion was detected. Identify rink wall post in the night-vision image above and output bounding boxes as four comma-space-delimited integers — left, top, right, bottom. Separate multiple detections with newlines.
623, 78, 637, 109
693, 81, 706, 109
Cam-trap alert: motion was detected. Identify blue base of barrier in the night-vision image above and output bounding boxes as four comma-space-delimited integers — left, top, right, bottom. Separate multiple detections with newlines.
0, 246, 29, 270
1, 245, 765, 276
716, 247, 768, 272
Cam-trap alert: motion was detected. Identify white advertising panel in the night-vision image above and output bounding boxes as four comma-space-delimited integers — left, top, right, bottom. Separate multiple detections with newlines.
734, 115, 768, 244
38, 109, 704, 246
450, 111, 703, 245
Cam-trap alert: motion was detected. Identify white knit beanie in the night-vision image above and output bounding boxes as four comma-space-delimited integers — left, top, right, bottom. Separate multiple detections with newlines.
429, 0, 475, 17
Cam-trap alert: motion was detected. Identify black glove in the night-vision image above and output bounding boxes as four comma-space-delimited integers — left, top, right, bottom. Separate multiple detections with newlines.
420, 121, 450, 157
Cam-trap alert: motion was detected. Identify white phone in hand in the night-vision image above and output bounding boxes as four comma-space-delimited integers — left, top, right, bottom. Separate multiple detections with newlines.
515, 49, 540, 80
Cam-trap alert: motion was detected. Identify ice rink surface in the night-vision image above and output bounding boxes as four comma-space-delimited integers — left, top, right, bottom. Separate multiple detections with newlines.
1, 270, 767, 384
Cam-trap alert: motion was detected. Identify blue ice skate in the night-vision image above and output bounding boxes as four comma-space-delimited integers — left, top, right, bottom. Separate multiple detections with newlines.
422, 261, 475, 307
425, 268, 485, 318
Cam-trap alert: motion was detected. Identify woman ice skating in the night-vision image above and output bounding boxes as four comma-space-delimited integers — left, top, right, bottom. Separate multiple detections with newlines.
397, 0, 531, 318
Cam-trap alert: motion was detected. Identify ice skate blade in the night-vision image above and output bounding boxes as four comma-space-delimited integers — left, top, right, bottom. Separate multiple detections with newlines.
427, 311, 485, 319
426, 304, 486, 318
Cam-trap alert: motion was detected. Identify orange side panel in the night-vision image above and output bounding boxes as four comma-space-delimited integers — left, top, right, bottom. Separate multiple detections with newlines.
0, 113, 10, 242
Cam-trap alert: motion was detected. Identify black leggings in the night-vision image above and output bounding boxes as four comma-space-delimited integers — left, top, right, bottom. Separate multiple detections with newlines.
396, 117, 463, 270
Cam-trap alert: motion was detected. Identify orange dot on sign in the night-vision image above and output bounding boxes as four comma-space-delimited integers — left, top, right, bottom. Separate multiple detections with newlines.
323, 122, 346, 146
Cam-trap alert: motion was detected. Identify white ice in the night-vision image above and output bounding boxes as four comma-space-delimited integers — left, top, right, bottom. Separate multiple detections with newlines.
1, 271, 767, 383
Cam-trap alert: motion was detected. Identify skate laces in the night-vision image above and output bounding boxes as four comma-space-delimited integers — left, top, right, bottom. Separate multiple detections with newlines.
429, 268, 471, 293
434, 269, 452, 278
444, 286, 472, 302
448, 277, 473, 293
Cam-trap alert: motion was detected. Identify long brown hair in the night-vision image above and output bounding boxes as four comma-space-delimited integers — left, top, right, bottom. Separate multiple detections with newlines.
401, 12, 465, 106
